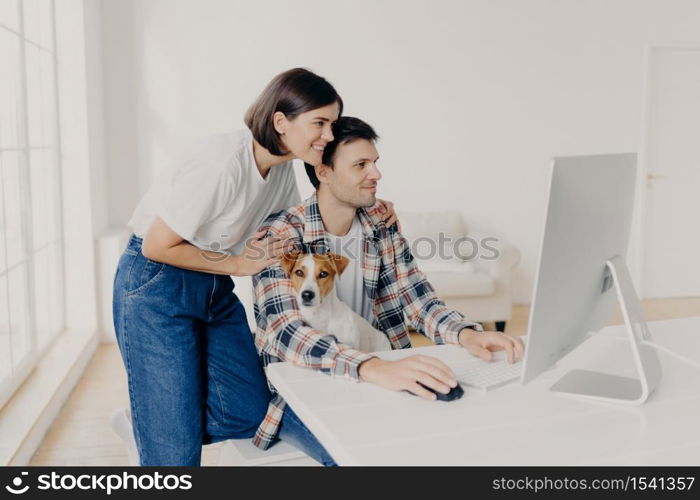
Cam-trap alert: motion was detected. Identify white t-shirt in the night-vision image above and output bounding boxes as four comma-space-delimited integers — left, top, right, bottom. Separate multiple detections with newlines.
325, 216, 374, 323
128, 128, 301, 255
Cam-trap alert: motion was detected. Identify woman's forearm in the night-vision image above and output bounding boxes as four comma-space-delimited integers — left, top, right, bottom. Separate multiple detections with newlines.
142, 240, 242, 276
140, 216, 244, 275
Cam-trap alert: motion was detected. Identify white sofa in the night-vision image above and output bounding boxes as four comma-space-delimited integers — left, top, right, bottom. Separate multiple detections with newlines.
397, 211, 520, 332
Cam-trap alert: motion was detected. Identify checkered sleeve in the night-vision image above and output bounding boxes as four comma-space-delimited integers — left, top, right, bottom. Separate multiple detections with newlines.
390, 228, 483, 345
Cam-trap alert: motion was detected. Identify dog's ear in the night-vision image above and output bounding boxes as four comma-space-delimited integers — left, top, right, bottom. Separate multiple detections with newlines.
280, 250, 301, 278
328, 253, 350, 276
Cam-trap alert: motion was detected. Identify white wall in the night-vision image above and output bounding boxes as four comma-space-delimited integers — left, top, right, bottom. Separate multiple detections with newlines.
83, 0, 108, 238
100, 0, 700, 304
55, 0, 100, 333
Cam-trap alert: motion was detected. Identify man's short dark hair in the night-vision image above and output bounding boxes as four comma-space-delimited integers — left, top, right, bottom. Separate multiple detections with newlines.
304, 116, 379, 189
245, 68, 343, 156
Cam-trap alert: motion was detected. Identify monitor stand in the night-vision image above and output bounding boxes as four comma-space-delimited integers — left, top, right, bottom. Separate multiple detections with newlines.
550, 255, 663, 405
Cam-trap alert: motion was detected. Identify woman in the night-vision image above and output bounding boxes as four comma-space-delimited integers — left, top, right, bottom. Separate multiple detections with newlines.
112, 68, 397, 466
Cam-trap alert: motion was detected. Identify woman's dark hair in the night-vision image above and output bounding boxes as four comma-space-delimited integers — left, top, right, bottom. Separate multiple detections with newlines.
304, 116, 379, 189
244, 68, 343, 156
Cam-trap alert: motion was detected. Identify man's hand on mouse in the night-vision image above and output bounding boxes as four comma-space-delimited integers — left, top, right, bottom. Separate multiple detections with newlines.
358, 355, 458, 401
458, 329, 525, 364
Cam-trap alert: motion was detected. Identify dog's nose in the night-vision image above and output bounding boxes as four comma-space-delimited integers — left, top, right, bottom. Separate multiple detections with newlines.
301, 290, 315, 303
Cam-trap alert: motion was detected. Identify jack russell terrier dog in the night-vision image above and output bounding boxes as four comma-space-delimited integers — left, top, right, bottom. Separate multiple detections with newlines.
280, 250, 392, 352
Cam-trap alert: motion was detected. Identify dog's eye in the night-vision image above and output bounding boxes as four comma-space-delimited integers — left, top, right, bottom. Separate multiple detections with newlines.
295, 269, 304, 277
318, 271, 328, 278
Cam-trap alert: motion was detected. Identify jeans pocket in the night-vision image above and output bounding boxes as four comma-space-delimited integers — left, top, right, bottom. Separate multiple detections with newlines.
126, 253, 167, 297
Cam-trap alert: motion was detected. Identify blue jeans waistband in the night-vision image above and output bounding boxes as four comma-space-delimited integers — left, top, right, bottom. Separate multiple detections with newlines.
125, 234, 234, 287
127, 234, 144, 252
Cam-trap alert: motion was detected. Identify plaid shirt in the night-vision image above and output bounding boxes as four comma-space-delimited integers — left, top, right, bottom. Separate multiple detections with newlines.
251, 192, 483, 449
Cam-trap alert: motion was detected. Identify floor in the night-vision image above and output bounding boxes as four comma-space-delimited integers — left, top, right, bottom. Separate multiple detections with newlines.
29, 297, 700, 466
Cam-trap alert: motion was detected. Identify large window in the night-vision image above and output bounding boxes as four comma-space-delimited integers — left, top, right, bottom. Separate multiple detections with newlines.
0, 0, 65, 408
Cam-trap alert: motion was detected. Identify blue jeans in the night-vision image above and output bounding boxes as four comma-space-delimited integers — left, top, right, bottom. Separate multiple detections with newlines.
112, 235, 270, 466
278, 405, 337, 466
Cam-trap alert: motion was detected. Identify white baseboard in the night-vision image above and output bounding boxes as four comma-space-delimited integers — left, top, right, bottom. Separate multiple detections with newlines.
0, 329, 99, 466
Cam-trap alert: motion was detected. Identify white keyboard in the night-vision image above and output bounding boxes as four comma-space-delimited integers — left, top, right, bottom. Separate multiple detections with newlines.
450, 350, 523, 391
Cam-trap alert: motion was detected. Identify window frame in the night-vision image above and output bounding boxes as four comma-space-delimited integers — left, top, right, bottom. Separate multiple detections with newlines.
0, 0, 66, 409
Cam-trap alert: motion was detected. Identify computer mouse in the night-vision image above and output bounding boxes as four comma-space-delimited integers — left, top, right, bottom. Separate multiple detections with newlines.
412, 382, 464, 401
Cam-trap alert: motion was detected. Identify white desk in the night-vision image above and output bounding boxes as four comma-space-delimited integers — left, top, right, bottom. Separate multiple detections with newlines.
266, 317, 700, 465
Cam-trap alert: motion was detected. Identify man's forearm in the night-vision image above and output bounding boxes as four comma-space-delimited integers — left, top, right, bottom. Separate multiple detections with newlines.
358, 357, 383, 382
457, 327, 482, 347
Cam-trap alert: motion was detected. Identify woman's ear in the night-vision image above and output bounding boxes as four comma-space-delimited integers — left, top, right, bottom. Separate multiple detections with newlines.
272, 111, 287, 135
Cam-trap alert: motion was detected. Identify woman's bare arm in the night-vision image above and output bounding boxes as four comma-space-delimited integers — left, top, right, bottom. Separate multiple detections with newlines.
141, 217, 291, 277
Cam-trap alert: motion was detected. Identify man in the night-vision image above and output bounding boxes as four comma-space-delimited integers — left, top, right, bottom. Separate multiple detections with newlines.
251, 117, 523, 465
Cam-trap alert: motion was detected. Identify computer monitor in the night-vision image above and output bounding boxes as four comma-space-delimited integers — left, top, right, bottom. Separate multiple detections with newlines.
520, 153, 662, 405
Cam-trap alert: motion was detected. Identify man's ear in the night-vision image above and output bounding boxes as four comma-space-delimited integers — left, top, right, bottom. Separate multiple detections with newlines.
280, 250, 300, 277
328, 253, 349, 276
315, 163, 333, 185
